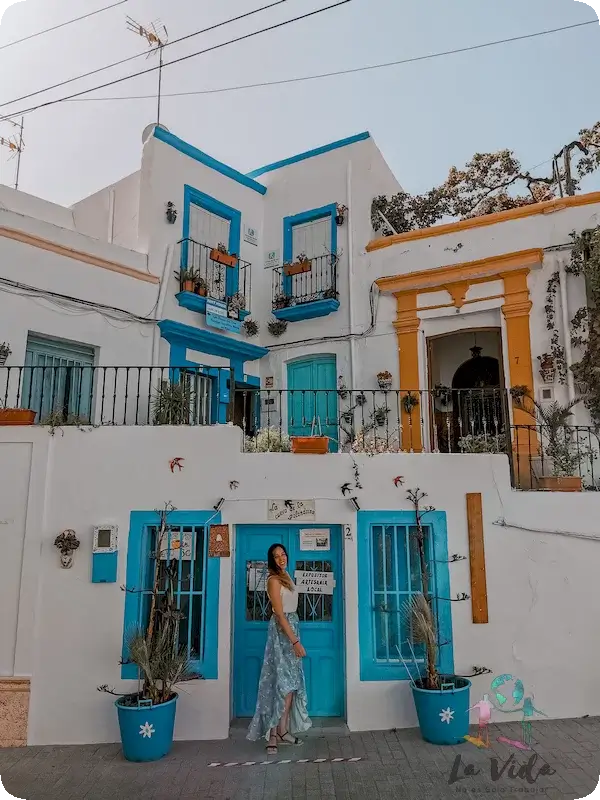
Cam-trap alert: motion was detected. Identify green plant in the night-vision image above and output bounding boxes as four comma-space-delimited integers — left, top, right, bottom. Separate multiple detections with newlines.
242, 318, 259, 337
176, 268, 196, 284
273, 293, 291, 310
0, 342, 11, 363
433, 384, 452, 406
402, 392, 420, 414
267, 318, 288, 337
245, 427, 291, 452
322, 287, 339, 300
228, 292, 246, 312
457, 433, 507, 454
509, 384, 528, 402
40, 409, 92, 435
152, 380, 192, 425
373, 405, 389, 426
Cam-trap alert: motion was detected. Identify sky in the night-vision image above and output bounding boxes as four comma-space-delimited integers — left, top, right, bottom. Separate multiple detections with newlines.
0, 0, 599, 208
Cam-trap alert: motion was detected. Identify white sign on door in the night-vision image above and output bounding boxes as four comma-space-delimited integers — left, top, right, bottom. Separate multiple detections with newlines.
267, 500, 316, 521
295, 570, 335, 595
299, 529, 330, 551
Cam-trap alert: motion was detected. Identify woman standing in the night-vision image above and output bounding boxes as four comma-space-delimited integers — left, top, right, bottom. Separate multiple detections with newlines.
247, 543, 311, 754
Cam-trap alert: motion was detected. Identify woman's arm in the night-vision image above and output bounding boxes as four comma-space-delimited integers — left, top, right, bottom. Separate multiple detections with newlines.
267, 577, 306, 658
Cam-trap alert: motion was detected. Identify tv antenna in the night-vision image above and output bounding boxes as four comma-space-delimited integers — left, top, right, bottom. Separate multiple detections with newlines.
126, 16, 168, 126
0, 116, 25, 190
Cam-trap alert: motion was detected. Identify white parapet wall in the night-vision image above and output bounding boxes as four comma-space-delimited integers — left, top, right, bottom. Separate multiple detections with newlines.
0, 424, 599, 745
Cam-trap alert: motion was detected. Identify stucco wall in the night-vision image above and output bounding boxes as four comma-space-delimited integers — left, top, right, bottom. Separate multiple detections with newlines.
1, 425, 598, 746
71, 171, 141, 251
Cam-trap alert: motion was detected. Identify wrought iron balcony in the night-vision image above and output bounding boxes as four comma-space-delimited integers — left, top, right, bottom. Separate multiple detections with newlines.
176, 238, 251, 318
271, 253, 339, 321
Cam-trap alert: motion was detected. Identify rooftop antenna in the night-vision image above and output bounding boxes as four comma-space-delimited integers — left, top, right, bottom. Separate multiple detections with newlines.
126, 16, 168, 127
0, 116, 25, 190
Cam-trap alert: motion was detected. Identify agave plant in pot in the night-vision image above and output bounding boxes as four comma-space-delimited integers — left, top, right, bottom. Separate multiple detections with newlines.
401, 488, 471, 745
99, 503, 201, 762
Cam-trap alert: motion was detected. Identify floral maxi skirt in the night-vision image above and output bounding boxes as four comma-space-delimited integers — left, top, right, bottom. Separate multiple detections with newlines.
247, 613, 312, 742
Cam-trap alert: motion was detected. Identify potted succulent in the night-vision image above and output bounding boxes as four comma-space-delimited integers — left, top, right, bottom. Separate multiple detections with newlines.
284, 253, 311, 276
402, 488, 471, 745
538, 353, 556, 384
335, 204, 348, 226
373, 405, 389, 427
377, 370, 393, 391
0, 401, 36, 426
402, 392, 420, 414
0, 342, 11, 366
267, 318, 288, 337
151, 380, 192, 425
99, 502, 200, 762
194, 277, 208, 297
242, 318, 259, 337
176, 269, 196, 293
210, 243, 238, 268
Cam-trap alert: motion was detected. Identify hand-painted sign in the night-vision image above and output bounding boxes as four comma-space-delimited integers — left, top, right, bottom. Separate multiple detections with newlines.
206, 298, 241, 334
267, 499, 316, 521
294, 570, 335, 595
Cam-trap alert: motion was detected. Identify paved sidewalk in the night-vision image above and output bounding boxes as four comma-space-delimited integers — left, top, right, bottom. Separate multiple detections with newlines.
1, 717, 598, 799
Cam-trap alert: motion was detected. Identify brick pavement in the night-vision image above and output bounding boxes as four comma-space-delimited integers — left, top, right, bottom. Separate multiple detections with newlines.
1, 717, 598, 799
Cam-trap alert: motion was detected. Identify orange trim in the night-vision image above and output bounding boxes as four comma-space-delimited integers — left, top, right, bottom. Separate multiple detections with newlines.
366, 191, 600, 252
466, 493, 488, 624
393, 292, 422, 452
376, 249, 543, 295
418, 294, 505, 313
0, 226, 158, 284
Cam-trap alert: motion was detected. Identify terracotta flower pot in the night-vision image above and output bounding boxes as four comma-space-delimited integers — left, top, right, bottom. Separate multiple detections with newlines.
291, 436, 329, 454
182, 280, 194, 292
0, 409, 36, 426
284, 260, 311, 276
538, 475, 582, 492
210, 249, 238, 268
195, 286, 207, 297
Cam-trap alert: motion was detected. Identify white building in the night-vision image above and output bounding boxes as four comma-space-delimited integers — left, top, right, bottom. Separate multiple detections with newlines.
1, 125, 599, 748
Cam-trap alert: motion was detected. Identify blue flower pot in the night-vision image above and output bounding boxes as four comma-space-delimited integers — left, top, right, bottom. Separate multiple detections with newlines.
411, 677, 471, 745
116, 693, 178, 762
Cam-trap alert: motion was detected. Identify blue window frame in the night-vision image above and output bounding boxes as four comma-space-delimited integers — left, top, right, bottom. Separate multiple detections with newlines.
122, 510, 221, 680
182, 185, 242, 297
357, 510, 454, 682
282, 204, 337, 297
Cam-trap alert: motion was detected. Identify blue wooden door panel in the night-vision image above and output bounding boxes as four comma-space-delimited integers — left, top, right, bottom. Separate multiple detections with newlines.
233, 525, 344, 719
287, 356, 338, 453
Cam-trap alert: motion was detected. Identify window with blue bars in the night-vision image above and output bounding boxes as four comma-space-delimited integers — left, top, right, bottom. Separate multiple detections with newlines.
357, 511, 454, 682
122, 511, 220, 680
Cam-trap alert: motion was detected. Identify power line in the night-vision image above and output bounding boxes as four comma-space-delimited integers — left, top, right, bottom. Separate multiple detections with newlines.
0, 0, 295, 110
0, 0, 129, 52
35, 17, 600, 107
0, 0, 352, 122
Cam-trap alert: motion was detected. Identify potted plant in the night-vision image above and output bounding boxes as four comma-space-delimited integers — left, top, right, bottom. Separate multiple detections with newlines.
514, 393, 591, 491
99, 502, 200, 762
433, 385, 452, 407
228, 292, 246, 313
0, 342, 11, 366
322, 286, 339, 300
291, 419, 330, 455
175, 269, 196, 293
355, 392, 368, 407
210, 243, 238, 268
335, 204, 348, 226
273, 293, 291, 311
245, 427, 291, 452
402, 392, 420, 414
538, 353, 556, 384
267, 318, 288, 337
377, 371, 393, 391
242, 318, 259, 337
0, 402, 36, 425
194, 277, 207, 297
151, 380, 192, 425
284, 254, 311, 276
402, 488, 471, 745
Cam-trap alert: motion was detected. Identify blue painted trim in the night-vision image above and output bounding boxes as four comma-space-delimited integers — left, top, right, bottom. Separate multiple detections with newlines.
273, 299, 340, 322
159, 319, 268, 362
154, 126, 267, 195
122, 510, 221, 680
182, 185, 242, 297
176, 291, 208, 315
247, 131, 371, 178
357, 510, 454, 682
283, 204, 337, 298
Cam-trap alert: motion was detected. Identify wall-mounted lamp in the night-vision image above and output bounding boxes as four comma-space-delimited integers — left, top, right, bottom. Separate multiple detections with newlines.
348, 497, 361, 511
166, 202, 178, 224
213, 498, 225, 512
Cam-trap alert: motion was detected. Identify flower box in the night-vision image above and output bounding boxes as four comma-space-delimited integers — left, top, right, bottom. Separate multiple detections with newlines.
291, 436, 329, 455
538, 475, 582, 492
284, 260, 311, 276
210, 248, 238, 268
0, 409, 36, 426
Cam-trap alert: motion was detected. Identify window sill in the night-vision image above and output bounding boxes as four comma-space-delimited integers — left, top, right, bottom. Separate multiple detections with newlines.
272, 298, 340, 322
176, 291, 249, 319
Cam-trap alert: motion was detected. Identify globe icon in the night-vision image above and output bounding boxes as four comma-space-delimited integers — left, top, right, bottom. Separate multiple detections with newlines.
490, 674, 525, 710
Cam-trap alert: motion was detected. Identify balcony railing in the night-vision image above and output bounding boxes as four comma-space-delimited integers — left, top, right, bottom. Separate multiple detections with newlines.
271, 253, 338, 310
177, 238, 251, 314
0, 366, 229, 427
234, 387, 600, 491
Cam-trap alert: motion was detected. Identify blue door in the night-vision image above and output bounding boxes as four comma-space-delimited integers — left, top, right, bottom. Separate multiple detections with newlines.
233, 525, 345, 719
287, 356, 338, 453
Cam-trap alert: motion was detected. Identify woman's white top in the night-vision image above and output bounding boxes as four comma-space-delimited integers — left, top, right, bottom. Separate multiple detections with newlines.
280, 580, 299, 613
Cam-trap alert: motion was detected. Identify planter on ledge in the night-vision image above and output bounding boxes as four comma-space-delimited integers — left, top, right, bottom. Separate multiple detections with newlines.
0, 409, 36, 426
210, 249, 238, 268
291, 436, 330, 455
412, 676, 471, 746
284, 260, 311, 276
538, 475, 582, 492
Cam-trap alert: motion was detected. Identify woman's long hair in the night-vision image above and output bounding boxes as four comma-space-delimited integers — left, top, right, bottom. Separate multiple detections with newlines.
267, 543, 293, 590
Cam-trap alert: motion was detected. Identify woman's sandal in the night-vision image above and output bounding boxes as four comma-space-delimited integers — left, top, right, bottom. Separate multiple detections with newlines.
277, 731, 303, 746
266, 736, 278, 755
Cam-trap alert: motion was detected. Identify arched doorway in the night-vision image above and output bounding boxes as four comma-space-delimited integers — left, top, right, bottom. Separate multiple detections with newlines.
451, 346, 504, 450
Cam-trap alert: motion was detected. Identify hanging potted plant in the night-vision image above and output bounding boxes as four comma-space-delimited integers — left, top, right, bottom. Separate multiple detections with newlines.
373, 405, 389, 427
291, 418, 330, 455
0, 342, 11, 366
99, 503, 201, 762
402, 488, 471, 745
194, 277, 207, 297
267, 318, 288, 337
335, 204, 348, 226
402, 392, 420, 414
242, 318, 259, 337
284, 253, 311, 276
433, 385, 452, 407
0, 402, 36, 426
377, 370, 393, 391
210, 243, 238, 268
537, 353, 556, 384
176, 269, 196, 293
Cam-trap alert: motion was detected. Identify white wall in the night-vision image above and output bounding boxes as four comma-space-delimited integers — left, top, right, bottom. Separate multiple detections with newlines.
2, 424, 599, 745
71, 171, 141, 251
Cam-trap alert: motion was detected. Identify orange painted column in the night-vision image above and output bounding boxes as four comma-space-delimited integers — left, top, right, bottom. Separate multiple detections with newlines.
393, 291, 423, 452
501, 269, 539, 477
